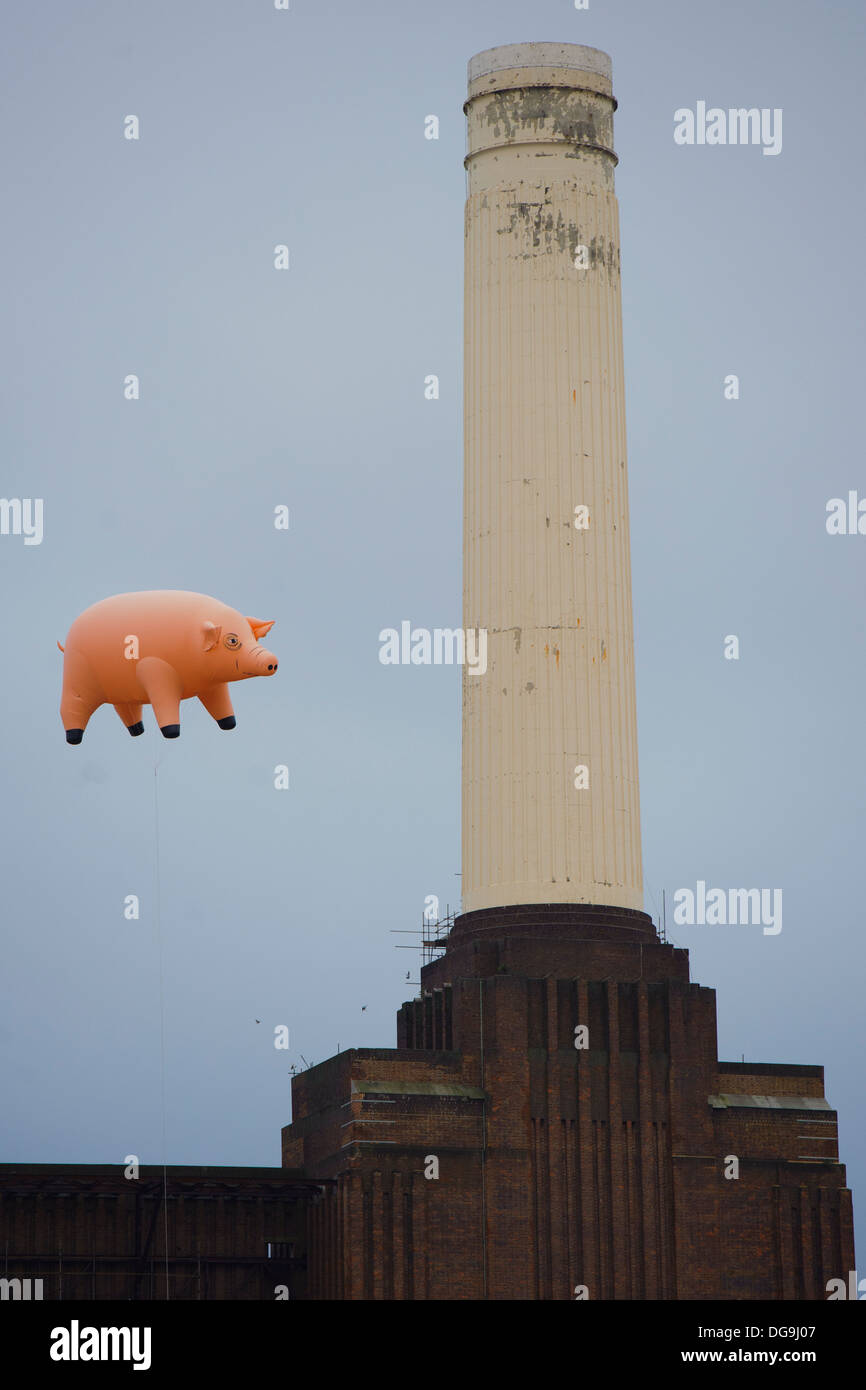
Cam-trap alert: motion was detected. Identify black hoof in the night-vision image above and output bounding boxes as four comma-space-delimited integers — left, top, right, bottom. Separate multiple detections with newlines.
217, 715, 236, 730
160, 724, 181, 739
128, 721, 145, 737
65, 729, 84, 745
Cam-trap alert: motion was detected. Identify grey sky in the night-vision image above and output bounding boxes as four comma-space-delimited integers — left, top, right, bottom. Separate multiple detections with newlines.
2, 0, 864, 1264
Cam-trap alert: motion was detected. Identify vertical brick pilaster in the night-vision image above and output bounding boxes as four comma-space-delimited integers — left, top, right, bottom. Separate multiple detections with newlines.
391, 1171, 406, 1301
371, 1170, 385, 1301
546, 977, 568, 1299
637, 981, 659, 1298
576, 978, 596, 1296
607, 981, 628, 1299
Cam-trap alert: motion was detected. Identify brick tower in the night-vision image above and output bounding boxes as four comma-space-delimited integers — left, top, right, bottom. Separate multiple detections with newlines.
281, 44, 855, 1300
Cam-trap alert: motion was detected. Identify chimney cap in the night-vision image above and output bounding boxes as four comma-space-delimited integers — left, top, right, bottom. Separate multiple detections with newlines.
468, 42, 612, 83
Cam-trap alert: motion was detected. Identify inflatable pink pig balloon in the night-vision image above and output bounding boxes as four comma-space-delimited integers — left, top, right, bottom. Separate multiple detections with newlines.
59, 590, 278, 743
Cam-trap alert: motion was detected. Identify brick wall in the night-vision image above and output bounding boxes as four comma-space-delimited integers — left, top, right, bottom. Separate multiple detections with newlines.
282, 905, 855, 1300
0, 1165, 321, 1300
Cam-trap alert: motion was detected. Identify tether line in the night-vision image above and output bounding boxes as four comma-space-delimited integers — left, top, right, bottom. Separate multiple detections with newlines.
153, 756, 170, 1299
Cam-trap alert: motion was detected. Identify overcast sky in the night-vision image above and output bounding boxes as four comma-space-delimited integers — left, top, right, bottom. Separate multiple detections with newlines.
2, 0, 864, 1265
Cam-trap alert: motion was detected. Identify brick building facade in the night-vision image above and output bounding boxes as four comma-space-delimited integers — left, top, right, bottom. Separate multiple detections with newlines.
0, 1165, 326, 1300
282, 905, 855, 1299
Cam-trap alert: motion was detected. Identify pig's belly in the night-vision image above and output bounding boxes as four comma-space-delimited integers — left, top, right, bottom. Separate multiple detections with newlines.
86, 657, 148, 703
80, 646, 198, 704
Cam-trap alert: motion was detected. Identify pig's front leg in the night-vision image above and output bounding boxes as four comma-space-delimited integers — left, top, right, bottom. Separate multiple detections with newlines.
136, 657, 184, 738
60, 648, 103, 744
198, 684, 236, 730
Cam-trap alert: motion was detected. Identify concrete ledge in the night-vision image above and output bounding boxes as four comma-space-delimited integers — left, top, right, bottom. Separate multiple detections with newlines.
709, 1094, 832, 1111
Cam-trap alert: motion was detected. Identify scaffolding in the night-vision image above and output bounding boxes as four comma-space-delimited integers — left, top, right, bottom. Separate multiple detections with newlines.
391, 906, 456, 987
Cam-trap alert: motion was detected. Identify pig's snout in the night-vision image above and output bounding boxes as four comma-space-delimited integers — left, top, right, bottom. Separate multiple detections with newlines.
245, 644, 279, 676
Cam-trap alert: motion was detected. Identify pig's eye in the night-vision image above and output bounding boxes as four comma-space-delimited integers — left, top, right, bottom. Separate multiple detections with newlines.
224, 634, 241, 650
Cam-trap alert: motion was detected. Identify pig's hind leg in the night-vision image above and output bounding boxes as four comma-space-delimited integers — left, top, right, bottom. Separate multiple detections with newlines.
198, 684, 236, 731
113, 701, 145, 736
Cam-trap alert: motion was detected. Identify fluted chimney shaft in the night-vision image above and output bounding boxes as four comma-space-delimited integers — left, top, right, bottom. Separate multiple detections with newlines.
462, 43, 643, 913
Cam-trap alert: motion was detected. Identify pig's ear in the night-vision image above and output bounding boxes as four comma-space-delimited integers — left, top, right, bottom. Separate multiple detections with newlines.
202, 621, 222, 651
247, 617, 274, 640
